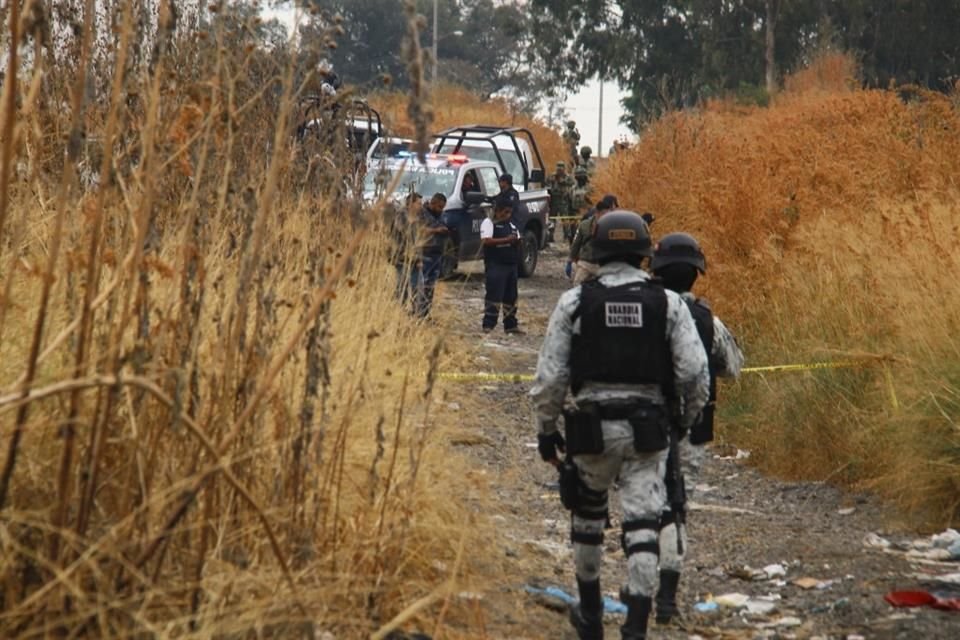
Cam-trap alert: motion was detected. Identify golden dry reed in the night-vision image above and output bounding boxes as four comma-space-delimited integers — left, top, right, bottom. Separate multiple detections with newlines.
0, 3, 506, 638
600, 52, 960, 527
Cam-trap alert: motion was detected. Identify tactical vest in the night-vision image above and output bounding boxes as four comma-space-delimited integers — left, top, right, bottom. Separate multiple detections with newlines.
484, 220, 519, 265
686, 298, 718, 445
570, 279, 672, 393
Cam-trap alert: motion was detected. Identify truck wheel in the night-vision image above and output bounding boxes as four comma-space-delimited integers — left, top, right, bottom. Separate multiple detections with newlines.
519, 229, 538, 278
440, 238, 459, 280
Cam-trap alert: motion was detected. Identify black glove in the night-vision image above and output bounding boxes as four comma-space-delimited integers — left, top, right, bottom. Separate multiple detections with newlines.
537, 431, 566, 462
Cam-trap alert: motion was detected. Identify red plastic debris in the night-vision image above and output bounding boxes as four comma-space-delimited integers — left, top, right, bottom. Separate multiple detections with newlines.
885, 591, 960, 611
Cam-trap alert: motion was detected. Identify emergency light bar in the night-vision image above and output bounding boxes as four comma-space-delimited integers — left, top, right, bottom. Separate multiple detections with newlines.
391, 151, 469, 164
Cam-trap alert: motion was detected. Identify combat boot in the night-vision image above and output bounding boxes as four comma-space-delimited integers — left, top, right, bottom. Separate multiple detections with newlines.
619, 592, 652, 640
569, 577, 604, 640
655, 569, 681, 624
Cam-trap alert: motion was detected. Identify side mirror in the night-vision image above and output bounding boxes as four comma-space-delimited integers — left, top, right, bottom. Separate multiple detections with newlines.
464, 191, 488, 206
529, 168, 545, 184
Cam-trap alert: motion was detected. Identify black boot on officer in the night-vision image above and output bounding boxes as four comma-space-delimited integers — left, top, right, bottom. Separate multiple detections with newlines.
655, 568, 681, 624
620, 589, 653, 640
569, 577, 604, 639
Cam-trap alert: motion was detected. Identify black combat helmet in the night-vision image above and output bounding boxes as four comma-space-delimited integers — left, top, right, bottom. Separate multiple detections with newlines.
650, 232, 706, 273
580, 145, 592, 159
591, 210, 653, 264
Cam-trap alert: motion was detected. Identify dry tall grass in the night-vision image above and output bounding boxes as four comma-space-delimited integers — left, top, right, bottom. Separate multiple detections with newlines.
600, 54, 960, 527
0, 5, 502, 638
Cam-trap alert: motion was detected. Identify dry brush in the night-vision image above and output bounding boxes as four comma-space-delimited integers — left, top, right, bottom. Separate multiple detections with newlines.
0, 3, 501, 638
599, 53, 960, 527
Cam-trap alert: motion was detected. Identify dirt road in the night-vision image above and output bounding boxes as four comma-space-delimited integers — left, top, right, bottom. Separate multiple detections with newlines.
434, 243, 960, 640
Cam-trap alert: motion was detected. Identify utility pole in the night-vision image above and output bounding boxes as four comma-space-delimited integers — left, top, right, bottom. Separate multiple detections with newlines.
432, 0, 438, 83
598, 77, 604, 157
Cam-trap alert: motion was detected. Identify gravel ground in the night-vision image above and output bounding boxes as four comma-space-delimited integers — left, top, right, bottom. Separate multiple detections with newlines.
432, 242, 960, 640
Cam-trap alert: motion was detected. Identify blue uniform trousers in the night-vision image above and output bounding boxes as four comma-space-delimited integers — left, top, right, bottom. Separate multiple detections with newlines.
483, 261, 518, 331
412, 253, 442, 318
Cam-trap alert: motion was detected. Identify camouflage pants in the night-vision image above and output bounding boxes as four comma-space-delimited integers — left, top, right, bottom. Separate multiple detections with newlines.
571, 420, 668, 597
659, 436, 707, 572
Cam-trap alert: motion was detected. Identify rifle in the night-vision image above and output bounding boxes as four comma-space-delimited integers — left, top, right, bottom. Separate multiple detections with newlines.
664, 397, 687, 555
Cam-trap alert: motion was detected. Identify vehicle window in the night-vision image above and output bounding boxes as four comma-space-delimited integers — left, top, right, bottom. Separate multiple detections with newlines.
438, 145, 524, 184
477, 167, 501, 197
364, 165, 457, 200
460, 169, 480, 195
370, 140, 412, 160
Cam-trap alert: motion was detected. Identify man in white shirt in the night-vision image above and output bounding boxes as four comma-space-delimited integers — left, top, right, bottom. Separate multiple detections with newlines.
480, 196, 523, 334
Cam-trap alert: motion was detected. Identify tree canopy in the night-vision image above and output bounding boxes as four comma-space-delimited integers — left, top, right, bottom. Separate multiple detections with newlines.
300, 0, 555, 109
528, 0, 960, 131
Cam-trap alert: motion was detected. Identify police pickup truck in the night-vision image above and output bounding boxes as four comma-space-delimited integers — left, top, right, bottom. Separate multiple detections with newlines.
364, 144, 550, 277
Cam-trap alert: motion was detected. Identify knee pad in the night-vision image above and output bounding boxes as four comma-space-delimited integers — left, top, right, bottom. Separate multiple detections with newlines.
573, 483, 609, 522
571, 513, 606, 547
621, 518, 660, 558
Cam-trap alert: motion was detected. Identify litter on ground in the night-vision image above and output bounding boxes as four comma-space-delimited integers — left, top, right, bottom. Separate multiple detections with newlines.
884, 590, 960, 611
714, 593, 751, 608
523, 585, 628, 615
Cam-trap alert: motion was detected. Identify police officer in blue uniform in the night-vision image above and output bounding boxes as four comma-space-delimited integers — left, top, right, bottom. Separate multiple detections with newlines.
497, 173, 520, 204
412, 193, 450, 318
480, 195, 523, 333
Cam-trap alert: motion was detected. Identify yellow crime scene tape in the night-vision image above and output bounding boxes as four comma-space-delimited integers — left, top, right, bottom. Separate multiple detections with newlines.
437, 357, 900, 410
438, 357, 892, 383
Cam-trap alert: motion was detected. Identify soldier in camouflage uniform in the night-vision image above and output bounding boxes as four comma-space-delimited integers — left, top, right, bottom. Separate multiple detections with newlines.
578, 146, 598, 177
567, 166, 592, 242
531, 211, 709, 640
563, 120, 582, 166
649, 232, 743, 625
548, 161, 576, 225
568, 194, 618, 284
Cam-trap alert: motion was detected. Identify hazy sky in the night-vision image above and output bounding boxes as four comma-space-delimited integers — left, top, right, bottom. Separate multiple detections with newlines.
262, 4, 635, 157
563, 78, 633, 158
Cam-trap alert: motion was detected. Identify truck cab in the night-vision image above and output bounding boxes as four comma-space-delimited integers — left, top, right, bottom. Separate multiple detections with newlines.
432, 125, 547, 191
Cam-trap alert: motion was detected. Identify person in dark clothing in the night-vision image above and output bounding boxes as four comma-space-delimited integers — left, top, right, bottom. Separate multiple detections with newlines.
497, 173, 520, 204
480, 196, 523, 334
461, 171, 481, 199
412, 193, 449, 318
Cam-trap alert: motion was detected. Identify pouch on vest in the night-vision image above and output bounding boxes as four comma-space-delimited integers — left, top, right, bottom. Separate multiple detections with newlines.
558, 459, 580, 510
563, 404, 605, 455
627, 402, 670, 452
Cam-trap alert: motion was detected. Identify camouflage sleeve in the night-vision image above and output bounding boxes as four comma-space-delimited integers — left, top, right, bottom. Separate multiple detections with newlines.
665, 291, 710, 428
712, 316, 744, 378
530, 288, 580, 434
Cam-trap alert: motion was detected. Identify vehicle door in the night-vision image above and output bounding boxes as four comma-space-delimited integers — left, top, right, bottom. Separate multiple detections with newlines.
460, 167, 488, 260
456, 167, 493, 259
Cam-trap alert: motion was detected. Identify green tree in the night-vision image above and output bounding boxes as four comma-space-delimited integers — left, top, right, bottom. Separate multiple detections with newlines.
299, 0, 555, 108
821, 0, 960, 90
530, 0, 960, 131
